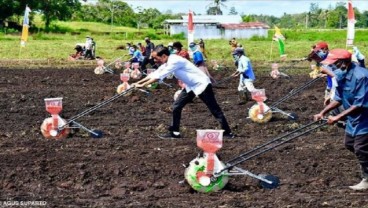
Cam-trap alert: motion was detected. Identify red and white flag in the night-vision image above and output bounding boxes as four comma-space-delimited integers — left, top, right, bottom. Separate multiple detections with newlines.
188, 10, 194, 48
346, 0, 356, 46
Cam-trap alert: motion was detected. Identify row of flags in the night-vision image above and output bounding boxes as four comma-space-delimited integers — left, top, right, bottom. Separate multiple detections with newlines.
270, 0, 355, 60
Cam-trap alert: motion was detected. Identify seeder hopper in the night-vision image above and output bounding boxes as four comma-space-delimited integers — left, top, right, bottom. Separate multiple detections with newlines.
248, 76, 324, 123
185, 120, 328, 193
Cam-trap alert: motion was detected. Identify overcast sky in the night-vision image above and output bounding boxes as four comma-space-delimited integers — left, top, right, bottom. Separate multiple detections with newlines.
122, 0, 368, 17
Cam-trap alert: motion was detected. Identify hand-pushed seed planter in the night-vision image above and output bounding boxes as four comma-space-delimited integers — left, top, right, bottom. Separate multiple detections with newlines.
94, 57, 119, 74
130, 63, 142, 80
41, 79, 150, 140
185, 121, 328, 192
117, 73, 132, 95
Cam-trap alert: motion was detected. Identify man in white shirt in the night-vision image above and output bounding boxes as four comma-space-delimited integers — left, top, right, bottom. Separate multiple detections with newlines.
132, 46, 234, 139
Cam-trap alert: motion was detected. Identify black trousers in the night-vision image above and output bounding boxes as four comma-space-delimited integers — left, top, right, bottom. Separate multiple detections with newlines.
141, 57, 155, 72
85, 49, 93, 59
169, 84, 231, 134
345, 133, 368, 178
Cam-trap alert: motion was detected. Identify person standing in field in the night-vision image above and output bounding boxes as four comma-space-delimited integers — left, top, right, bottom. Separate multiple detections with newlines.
84, 36, 93, 60
132, 46, 235, 139
230, 48, 256, 104
306, 41, 337, 106
229, 37, 237, 54
198, 38, 207, 59
189, 42, 214, 82
129, 45, 144, 65
314, 49, 368, 191
137, 43, 146, 56
141, 37, 155, 73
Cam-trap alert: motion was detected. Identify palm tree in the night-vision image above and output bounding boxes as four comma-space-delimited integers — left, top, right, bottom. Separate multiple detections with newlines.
206, 0, 227, 15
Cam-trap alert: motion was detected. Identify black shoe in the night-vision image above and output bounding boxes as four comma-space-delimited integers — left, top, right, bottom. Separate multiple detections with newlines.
158, 132, 181, 139
223, 132, 235, 139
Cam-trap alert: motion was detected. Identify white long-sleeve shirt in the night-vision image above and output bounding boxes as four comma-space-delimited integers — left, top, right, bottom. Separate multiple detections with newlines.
151, 54, 211, 95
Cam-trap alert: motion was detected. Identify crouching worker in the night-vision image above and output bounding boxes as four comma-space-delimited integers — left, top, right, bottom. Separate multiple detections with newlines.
231, 48, 256, 104
69, 44, 84, 61
132, 46, 235, 139
313, 49, 368, 191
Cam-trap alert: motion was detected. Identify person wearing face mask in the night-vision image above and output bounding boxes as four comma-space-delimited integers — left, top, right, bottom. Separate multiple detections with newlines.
307, 42, 337, 106
314, 49, 368, 191
230, 48, 256, 104
198, 38, 207, 59
141, 37, 156, 73
189, 42, 214, 82
172, 41, 190, 60
132, 46, 235, 139
168, 42, 175, 54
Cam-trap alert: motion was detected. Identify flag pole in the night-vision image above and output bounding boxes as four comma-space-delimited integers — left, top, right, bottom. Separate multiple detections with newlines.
18, 46, 22, 63
269, 39, 274, 62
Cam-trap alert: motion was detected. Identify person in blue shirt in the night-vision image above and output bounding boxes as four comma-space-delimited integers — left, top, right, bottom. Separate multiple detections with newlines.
306, 42, 338, 106
132, 46, 234, 140
314, 49, 368, 191
129, 45, 144, 65
189, 42, 214, 82
230, 48, 256, 104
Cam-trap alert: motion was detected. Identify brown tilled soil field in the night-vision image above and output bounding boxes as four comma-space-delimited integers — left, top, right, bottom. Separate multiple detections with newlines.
0, 65, 367, 207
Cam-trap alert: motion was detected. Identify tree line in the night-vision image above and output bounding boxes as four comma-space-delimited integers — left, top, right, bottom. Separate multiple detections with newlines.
1, 0, 367, 32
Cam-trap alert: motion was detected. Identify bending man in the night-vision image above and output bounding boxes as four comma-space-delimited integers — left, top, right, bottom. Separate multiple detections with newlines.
133, 46, 234, 139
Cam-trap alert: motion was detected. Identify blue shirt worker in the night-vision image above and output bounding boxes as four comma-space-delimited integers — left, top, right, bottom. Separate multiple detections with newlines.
314, 49, 368, 191
230, 48, 256, 103
189, 42, 214, 82
306, 42, 337, 106
132, 46, 234, 139
129, 45, 144, 65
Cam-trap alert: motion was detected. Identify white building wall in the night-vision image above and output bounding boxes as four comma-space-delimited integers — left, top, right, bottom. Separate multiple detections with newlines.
169, 25, 268, 40
223, 28, 268, 39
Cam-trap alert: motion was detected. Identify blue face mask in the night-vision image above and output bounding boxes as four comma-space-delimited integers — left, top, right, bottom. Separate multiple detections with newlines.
317, 50, 328, 59
333, 68, 348, 80
190, 46, 196, 51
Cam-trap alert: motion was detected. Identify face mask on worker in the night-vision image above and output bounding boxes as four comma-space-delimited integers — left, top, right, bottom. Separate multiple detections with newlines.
333, 68, 347, 80
190, 46, 197, 51
331, 60, 349, 79
232, 54, 239, 61
172, 49, 178, 54
316, 50, 328, 59
168, 47, 174, 54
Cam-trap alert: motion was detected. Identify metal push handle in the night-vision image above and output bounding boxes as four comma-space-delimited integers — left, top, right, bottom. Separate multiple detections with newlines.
217, 120, 327, 174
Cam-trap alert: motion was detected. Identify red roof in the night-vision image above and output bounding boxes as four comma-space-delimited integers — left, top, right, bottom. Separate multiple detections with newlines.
220, 22, 270, 29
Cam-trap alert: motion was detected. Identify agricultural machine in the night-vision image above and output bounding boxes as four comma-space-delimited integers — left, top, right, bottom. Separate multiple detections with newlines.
185, 120, 329, 193
41, 73, 150, 140
248, 76, 324, 123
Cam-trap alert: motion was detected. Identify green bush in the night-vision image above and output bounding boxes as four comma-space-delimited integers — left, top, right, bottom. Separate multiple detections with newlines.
170, 32, 185, 40
249, 35, 267, 41
44, 24, 74, 33
32, 33, 63, 40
